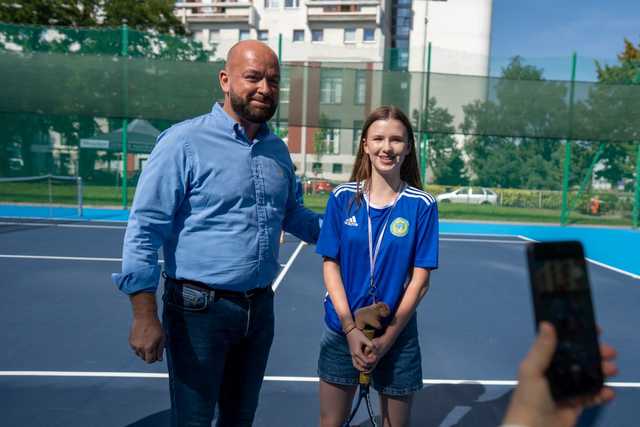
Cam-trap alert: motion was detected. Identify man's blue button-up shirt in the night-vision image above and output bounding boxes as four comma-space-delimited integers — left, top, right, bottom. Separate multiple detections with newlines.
112, 103, 320, 294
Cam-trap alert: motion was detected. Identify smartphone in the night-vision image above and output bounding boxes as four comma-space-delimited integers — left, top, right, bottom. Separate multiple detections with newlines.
526, 240, 604, 401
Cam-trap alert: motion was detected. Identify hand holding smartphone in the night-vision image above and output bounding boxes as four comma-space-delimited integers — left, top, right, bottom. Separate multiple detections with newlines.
526, 240, 604, 402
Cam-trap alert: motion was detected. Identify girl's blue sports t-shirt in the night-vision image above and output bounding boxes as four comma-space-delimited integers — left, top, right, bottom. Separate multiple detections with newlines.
316, 182, 439, 334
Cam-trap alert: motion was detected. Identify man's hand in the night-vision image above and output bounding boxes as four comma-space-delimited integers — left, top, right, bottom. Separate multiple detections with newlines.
502, 322, 617, 427
129, 292, 165, 364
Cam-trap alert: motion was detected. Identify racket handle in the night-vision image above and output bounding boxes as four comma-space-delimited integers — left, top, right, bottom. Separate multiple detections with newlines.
358, 328, 375, 385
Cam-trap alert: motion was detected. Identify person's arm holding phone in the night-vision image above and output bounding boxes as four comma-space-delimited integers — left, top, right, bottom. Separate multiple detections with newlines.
502, 322, 617, 427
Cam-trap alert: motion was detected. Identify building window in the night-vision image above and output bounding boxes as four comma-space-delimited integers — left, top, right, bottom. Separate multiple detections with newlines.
325, 122, 341, 154
320, 69, 343, 104
311, 29, 323, 42
396, 8, 412, 36
344, 28, 356, 44
354, 70, 366, 105
293, 29, 305, 42
239, 29, 250, 41
193, 30, 205, 44
363, 28, 375, 42
280, 68, 290, 103
332, 163, 343, 174
352, 120, 363, 155
265, 0, 280, 8
285, 0, 300, 7
312, 162, 323, 174
258, 30, 269, 41
209, 29, 220, 45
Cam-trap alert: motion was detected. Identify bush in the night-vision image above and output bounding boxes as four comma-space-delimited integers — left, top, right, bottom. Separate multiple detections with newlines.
421, 183, 634, 217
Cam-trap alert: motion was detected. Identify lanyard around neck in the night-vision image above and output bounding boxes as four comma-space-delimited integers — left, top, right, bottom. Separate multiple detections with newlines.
366, 182, 405, 302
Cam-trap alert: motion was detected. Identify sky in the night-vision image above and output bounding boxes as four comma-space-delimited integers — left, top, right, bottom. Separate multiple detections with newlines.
490, 0, 640, 81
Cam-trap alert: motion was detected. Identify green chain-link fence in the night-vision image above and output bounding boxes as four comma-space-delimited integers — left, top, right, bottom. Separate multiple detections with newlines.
1, 23, 638, 227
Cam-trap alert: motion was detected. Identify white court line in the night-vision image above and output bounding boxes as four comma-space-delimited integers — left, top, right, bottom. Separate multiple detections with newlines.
272, 241, 306, 292
440, 238, 525, 244
0, 221, 125, 229
1, 372, 638, 389
440, 233, 521, 238
0, 254, 122, 262
0, 254, 165, 264
516, 235, 640, 280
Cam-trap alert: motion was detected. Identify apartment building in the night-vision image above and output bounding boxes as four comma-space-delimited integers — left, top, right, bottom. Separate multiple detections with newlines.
174, 0, 492, 181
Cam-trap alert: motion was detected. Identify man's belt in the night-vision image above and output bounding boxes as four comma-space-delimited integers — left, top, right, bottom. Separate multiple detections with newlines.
165, 275, 270, 299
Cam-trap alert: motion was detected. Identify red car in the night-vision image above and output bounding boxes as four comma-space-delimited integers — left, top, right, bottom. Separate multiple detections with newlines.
304, 178, 334, 194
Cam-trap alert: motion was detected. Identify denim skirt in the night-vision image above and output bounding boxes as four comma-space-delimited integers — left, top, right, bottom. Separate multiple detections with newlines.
317, 314, 422, 396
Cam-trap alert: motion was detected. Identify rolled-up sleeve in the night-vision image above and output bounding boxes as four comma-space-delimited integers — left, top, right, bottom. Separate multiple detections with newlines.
111, 131, 191, 294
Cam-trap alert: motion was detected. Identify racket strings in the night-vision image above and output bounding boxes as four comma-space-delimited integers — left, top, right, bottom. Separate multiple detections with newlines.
342, 385, 378, 427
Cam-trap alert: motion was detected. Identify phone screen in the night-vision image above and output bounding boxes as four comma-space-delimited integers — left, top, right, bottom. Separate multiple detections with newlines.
527, 241, 603, 401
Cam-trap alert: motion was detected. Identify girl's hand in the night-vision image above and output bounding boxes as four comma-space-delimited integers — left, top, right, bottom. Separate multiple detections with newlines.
369, 334, 394, 369
346, 328, 376, 372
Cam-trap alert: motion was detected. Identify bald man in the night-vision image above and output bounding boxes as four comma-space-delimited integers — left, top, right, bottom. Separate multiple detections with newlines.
113, 41, 321, 426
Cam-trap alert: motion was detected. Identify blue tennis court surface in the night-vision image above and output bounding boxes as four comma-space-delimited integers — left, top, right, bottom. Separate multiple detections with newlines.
0, 210, 638, 426
2, 203, 639, 277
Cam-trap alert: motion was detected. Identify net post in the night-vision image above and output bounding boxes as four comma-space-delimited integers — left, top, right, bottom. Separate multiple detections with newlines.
47, 174, 53, 218
77, 176, 83, 218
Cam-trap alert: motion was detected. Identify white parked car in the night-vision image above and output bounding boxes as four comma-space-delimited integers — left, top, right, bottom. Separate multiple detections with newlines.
436, 187, 498, 205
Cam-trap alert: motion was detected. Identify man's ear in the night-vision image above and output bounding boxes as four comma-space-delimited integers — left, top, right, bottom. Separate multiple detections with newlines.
219, 69, 230, 94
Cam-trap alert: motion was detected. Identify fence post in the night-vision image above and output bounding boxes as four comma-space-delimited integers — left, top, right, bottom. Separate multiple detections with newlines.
276, 33, 282, 137
539, 191, 542, 209
120, 21, 129, 210
560, 52, 577, 225
633, 141, 640, 228
419, 43, 432, 185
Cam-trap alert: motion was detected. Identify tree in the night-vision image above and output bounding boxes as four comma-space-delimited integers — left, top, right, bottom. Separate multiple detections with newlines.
595, 39, 640, 84
461, 57, 571, 189
0, 1, 99, 27
576, 39, 640, 189
0, 1, 208, 177
413, 98, 468, 186
0, 1, 183, 33
102, 0, 185, 35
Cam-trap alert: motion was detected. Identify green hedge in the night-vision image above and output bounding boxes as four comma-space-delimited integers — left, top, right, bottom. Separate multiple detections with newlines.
424, 185, 633, 216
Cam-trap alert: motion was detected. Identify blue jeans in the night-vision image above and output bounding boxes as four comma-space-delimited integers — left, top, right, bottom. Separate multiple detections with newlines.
162, 281, 275, 427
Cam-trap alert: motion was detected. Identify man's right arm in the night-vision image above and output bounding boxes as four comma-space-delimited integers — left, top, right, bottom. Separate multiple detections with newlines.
111, 130, 191, 363
129, 292, 165, 363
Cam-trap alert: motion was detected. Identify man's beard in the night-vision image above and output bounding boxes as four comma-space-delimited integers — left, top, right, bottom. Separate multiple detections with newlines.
230, 91, 278, 123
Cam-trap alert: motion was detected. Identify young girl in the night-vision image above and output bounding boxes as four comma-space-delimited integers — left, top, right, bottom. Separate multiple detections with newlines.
316, 106, 439, 427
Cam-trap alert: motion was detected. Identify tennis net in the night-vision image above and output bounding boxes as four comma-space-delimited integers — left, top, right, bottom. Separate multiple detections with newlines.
0, 175, 84, 217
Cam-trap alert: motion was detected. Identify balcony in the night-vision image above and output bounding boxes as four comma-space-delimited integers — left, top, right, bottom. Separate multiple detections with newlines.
305, 0, 381, 23
175, 2, 256, 25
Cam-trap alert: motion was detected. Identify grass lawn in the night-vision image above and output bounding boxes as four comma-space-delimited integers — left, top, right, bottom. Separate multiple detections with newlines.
0, 183, 633, 227
0, 182, 135, 206
303, 194, 632, 227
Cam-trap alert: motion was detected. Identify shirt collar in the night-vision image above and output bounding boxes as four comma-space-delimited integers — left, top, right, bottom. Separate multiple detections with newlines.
211, 102, 272, 144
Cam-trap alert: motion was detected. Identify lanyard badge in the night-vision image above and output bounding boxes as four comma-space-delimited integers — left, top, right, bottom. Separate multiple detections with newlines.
366, 183, 405, 302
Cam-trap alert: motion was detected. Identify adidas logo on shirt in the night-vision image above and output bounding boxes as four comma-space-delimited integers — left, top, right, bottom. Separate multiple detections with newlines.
344, 216, 358, 227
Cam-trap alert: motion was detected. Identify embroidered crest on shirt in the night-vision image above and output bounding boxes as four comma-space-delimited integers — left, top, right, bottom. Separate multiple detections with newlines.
344, 216, 359, 227
390, 217, 409, 237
